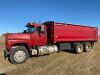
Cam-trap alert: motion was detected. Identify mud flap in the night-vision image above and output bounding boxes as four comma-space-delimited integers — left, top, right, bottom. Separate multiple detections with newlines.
4, 49, 9, 59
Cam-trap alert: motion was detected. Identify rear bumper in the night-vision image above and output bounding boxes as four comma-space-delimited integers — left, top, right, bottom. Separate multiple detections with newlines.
4, 49, 10, 59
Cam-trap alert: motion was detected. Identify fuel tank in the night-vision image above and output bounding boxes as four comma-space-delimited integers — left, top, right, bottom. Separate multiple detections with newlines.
32, 45, 58, 55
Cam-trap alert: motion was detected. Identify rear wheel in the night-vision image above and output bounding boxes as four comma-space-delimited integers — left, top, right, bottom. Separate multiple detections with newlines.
84, 42, 92, 52
8, 46, 29, 64
74, 43, 84, 54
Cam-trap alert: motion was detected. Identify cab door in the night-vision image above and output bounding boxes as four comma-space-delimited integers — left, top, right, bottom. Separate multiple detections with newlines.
30, 25, 47, 46
36, 25, 47, 45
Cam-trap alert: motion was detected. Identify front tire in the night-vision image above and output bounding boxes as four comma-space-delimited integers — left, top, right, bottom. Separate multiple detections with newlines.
8, 46, 29, 64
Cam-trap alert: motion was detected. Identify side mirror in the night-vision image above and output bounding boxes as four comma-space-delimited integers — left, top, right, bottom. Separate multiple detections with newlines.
41, 25, 44, 32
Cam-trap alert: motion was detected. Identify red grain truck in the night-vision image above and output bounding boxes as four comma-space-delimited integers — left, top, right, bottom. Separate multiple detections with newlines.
4, 21, 98, 64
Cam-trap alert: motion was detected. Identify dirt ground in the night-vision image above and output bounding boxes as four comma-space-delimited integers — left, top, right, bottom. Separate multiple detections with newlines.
0, 37, 100, 75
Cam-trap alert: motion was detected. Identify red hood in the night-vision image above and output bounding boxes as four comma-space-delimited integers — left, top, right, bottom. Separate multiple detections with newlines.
6, 33, 30, 40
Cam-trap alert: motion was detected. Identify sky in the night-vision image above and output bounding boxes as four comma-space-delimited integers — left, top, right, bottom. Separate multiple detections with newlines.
0, 0, 100, 35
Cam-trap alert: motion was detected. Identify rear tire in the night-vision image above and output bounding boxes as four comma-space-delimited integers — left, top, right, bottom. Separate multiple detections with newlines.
84, 42, 92, 52
8, 46, 29, 64
74, 43, 84, 54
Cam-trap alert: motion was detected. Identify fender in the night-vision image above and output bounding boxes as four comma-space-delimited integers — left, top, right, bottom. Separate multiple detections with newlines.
6, 39, 31, 52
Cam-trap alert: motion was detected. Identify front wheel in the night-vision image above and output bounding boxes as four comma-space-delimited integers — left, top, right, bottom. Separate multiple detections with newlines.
8, 46, 29, 64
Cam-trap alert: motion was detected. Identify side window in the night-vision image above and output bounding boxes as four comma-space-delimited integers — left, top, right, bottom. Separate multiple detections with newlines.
36, 26, 44, 33
36, 26, 41, 33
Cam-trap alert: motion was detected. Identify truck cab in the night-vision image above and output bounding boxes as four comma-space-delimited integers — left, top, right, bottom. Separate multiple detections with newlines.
25, 23, 47, 46
4, 23, 48, 64
5, 23, 47, 50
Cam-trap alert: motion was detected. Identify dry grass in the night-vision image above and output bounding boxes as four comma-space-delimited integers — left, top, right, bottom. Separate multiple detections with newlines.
0, 37, 100, 75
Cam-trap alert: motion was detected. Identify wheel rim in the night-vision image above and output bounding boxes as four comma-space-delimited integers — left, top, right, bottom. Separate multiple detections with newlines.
78, 46, 83, 53
86, 45, 91, 51
14, 51, 26, 63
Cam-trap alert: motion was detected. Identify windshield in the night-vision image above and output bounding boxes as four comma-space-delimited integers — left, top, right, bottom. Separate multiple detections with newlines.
26, 26, 35, 33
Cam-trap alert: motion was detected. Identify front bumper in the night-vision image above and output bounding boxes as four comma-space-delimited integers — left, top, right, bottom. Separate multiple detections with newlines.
4, 49, 10, 59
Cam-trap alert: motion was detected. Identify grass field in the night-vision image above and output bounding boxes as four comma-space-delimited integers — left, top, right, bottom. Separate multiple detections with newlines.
0, 37, 100, 75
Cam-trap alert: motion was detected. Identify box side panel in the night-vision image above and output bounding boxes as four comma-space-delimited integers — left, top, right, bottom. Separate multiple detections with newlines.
53, 24, 98, 43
